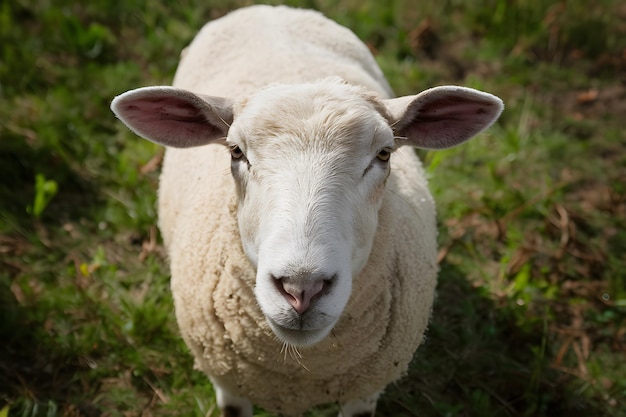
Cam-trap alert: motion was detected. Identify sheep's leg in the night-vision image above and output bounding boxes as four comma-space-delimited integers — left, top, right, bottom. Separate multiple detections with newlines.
210, 377, 253, 417
338, 392, 380, 417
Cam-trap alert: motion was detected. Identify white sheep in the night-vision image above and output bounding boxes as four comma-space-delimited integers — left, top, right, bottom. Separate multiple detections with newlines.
110, 5, 503, 417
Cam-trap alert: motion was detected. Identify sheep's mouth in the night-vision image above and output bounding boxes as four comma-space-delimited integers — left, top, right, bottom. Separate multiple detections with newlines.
267, 317, 335, 347
270, 310, 318, 329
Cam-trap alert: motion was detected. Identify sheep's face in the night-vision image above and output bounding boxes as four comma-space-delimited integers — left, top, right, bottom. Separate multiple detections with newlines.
111, 78, 503, 348
228, 82, 394, 347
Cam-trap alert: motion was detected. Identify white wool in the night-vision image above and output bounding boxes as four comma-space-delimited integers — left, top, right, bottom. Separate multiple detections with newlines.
161, 8, 436, 414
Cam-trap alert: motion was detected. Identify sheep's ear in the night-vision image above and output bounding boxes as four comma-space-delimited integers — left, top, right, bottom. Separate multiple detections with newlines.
384, 86, 504, 150
111, 86, 233, 148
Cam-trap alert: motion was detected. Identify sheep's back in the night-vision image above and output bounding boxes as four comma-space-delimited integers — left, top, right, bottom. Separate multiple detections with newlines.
171, 5, 392, 98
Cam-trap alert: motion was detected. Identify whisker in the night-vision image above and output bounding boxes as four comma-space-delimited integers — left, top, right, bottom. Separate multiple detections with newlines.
390, 119, 402, 128
218, 116, 231, 128
290, 345, 310, 372
276, 342, 310, 372
291, 345, 303, 360
280, 341, 289, 363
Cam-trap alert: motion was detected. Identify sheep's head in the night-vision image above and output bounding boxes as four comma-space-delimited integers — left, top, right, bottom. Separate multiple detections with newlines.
111, 78, 503, 347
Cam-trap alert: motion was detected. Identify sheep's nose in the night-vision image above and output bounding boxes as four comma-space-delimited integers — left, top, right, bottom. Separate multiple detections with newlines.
274, 277, 328, 315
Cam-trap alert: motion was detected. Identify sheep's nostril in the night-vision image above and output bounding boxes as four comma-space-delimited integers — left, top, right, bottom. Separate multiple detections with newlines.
274, 277, 327, 315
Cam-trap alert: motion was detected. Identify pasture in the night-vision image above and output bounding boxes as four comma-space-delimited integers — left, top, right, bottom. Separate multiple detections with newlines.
1, 0, 624, 416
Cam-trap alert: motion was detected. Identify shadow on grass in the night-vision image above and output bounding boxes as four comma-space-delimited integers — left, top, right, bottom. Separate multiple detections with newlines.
380, 262, 606, 417
0, 276, 100, 417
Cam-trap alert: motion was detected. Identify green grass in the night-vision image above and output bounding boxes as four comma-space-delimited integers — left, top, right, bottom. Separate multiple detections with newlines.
1, 0, 625, 416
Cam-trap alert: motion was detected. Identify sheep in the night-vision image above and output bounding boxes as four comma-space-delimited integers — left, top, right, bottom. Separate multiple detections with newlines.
110, 5, 503, 417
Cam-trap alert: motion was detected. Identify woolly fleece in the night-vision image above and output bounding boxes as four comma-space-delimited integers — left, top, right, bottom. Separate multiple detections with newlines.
159, 5, 438, 416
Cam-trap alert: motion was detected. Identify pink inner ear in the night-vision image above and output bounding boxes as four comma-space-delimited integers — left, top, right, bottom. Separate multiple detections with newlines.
399, 90, 503, 150
115, 94, 224, 147
419, 96, 493, 121
123, 96, 212, 131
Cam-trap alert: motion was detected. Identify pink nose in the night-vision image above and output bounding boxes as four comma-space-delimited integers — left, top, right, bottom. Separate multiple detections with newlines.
276, 279, 326, 315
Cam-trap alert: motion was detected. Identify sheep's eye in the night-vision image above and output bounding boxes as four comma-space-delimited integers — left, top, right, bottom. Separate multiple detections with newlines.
230, 145, 244, 159
376, 148, 391, 162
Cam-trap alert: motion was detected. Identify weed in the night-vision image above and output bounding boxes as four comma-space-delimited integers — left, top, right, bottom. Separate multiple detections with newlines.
26, 174, 58, 220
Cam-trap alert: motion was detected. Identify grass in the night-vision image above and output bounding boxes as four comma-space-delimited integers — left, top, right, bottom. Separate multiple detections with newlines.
1, 0, 625, 416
